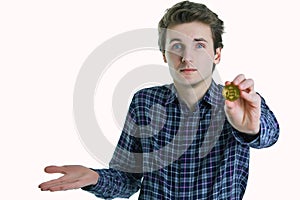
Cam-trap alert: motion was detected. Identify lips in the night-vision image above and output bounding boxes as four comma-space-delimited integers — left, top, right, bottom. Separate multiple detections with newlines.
180, 68, 197, 72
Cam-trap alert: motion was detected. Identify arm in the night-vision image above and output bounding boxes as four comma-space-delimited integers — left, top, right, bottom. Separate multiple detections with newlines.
39, 93, 143, 198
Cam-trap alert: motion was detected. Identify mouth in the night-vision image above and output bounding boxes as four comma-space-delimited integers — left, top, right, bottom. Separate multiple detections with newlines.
179, 68, 197, 73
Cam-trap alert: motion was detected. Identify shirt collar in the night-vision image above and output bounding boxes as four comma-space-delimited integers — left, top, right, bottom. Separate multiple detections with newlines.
164, 80, 224, 107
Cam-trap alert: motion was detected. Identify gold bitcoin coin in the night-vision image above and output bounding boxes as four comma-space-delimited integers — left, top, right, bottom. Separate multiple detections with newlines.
222, 84, 240, 101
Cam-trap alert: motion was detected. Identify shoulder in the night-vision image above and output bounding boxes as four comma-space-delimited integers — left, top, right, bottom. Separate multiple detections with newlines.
132, 84, 174, 106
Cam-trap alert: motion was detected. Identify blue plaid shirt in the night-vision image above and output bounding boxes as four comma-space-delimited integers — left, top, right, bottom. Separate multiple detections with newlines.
82, 80, 279, 199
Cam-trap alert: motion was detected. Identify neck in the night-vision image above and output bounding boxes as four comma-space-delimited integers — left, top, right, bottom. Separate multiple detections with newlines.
174, 78, 212, 111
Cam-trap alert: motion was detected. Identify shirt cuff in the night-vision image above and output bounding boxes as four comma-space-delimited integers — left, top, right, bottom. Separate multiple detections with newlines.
231, 126, 261, 146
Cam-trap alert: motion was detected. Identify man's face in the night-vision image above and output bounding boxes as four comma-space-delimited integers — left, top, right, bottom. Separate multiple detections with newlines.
164, 21, 221, 87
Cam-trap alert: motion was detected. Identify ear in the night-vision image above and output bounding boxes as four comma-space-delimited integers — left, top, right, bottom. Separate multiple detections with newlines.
162, 52, 167, 63
213, 47, 222, 64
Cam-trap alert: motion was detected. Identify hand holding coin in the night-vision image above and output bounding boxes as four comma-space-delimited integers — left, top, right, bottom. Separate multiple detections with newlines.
223, 74, 261, 134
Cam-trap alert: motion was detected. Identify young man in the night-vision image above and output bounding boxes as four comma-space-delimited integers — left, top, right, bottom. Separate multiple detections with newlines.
39, 1, 279, 199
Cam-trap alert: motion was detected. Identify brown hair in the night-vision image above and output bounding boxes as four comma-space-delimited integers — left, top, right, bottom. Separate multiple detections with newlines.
158, 1, 224, 53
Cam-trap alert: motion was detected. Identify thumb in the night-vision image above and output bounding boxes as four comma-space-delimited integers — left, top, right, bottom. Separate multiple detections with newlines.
224, 99, 236, 110
44, 165, 66, 174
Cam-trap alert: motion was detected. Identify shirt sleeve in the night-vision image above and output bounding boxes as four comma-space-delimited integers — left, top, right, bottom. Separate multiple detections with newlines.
81, 93, 143, 198
231, 94, 280, 148
81, 168, 142, 199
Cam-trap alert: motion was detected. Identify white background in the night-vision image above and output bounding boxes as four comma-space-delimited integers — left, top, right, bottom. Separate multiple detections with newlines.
0, 0, 299, 199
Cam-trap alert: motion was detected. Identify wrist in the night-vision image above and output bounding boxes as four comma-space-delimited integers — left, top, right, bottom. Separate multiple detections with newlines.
89, 169, 100, 186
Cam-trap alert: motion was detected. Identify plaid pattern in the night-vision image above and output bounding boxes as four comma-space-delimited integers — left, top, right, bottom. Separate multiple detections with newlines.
82, 81, 279, 199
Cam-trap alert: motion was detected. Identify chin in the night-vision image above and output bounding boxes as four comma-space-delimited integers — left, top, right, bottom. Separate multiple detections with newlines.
173, 76, 212, 88
174, 78, 201, 87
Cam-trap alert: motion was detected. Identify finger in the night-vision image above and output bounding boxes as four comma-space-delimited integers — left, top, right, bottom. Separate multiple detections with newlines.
232, 74, 246, 85
224, 81, 231, 86
44, 166, 66, 174
224, 99, 239, 110
238, 78, 254, 92
39, 175, 72, 191
48, 180, 84, 192
240, 91, 261, 104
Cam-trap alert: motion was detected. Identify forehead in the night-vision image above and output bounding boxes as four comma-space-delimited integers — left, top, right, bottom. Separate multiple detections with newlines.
166, 21, 213, 43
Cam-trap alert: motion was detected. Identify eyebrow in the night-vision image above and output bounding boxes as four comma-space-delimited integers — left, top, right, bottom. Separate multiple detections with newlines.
168, 38, 208, 44
193, 38, 208, 43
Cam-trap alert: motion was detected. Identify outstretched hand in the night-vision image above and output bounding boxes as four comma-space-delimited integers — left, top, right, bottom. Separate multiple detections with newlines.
38, 165, 99, 192
224, 74, 261, 135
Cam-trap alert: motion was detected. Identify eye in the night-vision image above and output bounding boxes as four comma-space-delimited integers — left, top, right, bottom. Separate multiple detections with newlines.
171, 43, 184, 51
195, 43, 205, 49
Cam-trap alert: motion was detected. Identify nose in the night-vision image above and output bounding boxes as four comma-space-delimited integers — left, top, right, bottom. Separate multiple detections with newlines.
181, 49, 193, 65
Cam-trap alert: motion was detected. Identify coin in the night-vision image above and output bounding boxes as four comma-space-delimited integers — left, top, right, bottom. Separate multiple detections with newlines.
222, 83, 240, 101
